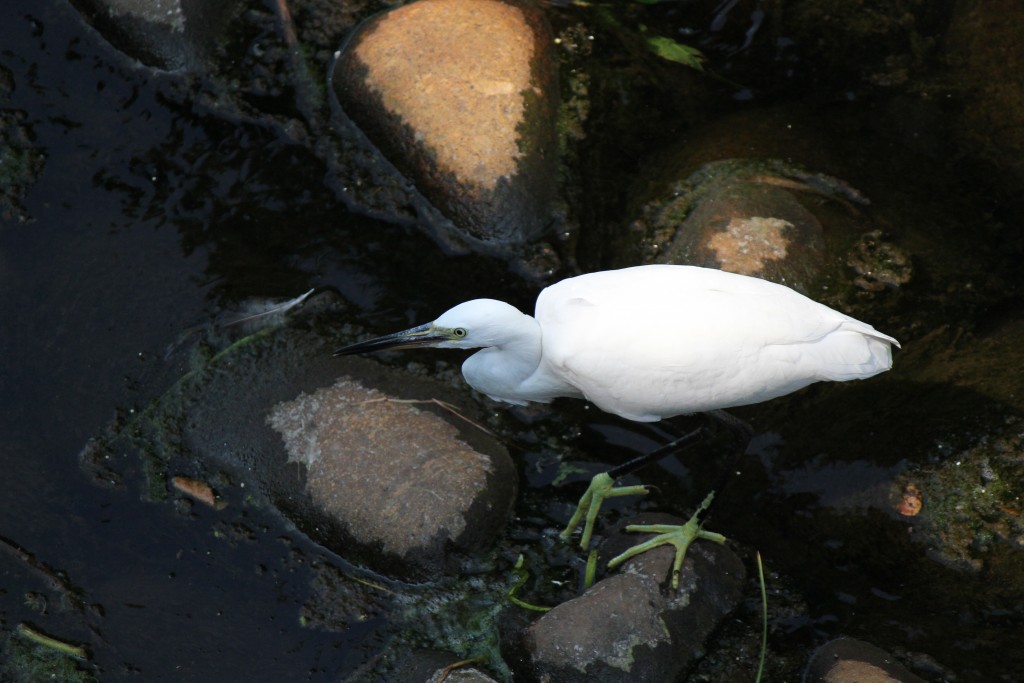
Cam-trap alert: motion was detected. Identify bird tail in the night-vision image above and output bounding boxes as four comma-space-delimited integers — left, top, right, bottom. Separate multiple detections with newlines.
815, 322, 899, 381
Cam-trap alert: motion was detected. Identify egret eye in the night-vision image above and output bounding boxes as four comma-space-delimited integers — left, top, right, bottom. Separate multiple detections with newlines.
453, 328, 467, 338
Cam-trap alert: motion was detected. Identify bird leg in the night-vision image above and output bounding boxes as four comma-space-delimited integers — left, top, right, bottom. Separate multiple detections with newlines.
609, 410, 754, 589
607, 491, 726, 589
559, 424, 706, 549
561, 411, 754, 589
559, 472, 649, 549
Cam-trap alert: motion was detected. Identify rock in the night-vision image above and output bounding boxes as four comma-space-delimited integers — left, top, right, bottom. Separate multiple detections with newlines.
267, 377, 517, 576
516, 513, 745, 682
391, 650, 501, 683
894, 417, 1024, 573
69, 0, 243, 71
630, 159, 868, 294
803, 637, 927, 683
332, 0, 560, 248
846, 230, 912, 292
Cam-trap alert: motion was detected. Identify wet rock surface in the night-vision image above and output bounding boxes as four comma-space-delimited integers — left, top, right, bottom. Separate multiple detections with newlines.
516, 513, 745, 682
332, 0, 560, 247
896, 418, 1024, 574
267, 377, 516, 573
804, 637, 928, 683
393, 650, 501, 683
628, 158, 868, 294
69, 0, 243, 71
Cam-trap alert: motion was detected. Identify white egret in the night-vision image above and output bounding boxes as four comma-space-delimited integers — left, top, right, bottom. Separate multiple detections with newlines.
336, 264, 899, 587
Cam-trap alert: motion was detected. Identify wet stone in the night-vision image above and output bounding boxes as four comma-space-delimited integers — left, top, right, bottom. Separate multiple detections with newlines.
804, 637, 927, 683
391, 650, 501, 683
267, 378, 517, 574
847, 229, 912, 292
632, 159, 867, 293
896, 418, 1024, 574
69, 0, 243, 71
332, 0, 560, 247
517, 513, 745, 682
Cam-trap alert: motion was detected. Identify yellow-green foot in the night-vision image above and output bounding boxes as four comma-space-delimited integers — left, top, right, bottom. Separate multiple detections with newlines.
559, 471, 649, 549
606, 491, 726, 589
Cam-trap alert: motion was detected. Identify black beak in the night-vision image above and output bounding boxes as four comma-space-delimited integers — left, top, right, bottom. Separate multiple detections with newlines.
333, 323, 447, 356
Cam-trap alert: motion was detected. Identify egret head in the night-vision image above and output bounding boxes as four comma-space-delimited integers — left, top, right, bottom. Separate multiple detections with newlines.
334, 299, 533, 356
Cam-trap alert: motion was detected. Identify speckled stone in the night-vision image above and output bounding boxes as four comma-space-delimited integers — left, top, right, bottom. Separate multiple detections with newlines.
391, 649, 501, 683
332, 0, 560, 246
635, 160, 837, 293
267, 377, 516, 576
804, 637, 928, 683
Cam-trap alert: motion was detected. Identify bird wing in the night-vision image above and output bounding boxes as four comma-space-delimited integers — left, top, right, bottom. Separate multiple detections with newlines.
535, 266, 893, 421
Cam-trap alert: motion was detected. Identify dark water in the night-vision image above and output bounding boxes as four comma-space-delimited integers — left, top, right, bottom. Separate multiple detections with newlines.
2, 1, 1023, 681
0, 3, 389, 679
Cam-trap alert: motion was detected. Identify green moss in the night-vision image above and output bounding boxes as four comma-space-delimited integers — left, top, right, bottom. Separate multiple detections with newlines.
905, 425, 1024, 571
1, 630, 97, 683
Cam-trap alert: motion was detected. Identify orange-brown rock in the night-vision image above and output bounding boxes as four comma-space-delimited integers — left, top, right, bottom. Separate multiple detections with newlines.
332, 0, 559, 246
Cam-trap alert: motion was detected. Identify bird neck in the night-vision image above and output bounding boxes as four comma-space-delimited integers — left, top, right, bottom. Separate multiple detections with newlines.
461, 318, 546, 404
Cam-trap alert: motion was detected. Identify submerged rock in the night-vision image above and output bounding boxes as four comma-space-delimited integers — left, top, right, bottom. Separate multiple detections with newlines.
391, 650, 501, 683
804, 637, 927, 683
846, 229, 912, 292
630, 159, 868, 293
267, 378, 516, 573
332, 0, 560, 248
516, 513, 745, 682
895, 420, 1024, 574
69, 0, 243, 71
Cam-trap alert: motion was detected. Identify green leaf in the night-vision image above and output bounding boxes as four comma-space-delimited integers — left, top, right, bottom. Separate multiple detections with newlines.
646, 35, 705, 71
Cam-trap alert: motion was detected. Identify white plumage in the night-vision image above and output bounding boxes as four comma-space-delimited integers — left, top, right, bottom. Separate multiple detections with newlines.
337, 264, 899, 422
